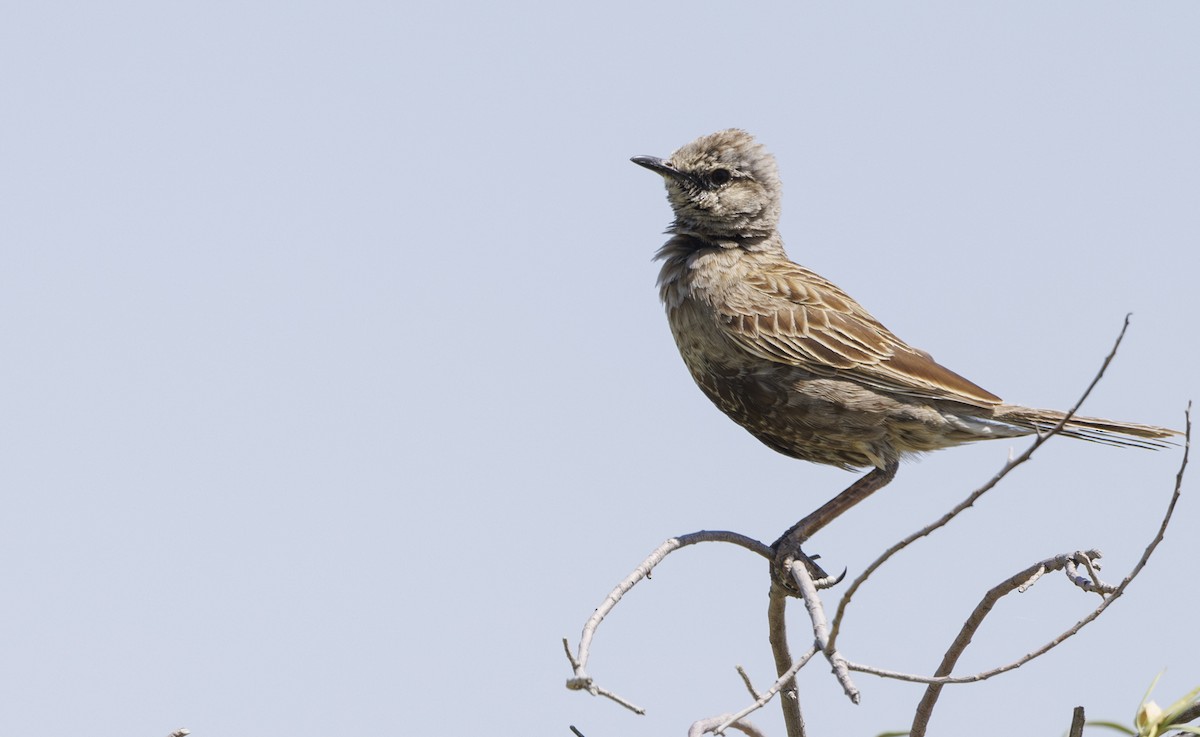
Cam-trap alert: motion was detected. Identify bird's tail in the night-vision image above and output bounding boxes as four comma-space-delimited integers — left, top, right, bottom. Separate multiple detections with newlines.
993, 406, 1180, 450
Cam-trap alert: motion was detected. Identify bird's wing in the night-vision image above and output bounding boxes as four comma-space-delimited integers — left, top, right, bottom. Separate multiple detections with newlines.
718, 264, 1002, 407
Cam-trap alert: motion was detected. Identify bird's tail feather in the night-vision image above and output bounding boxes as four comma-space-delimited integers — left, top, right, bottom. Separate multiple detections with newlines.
994, 406, 1180, 450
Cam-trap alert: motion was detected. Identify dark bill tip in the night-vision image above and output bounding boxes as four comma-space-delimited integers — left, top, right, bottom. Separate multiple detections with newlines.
631, 155, 685, 180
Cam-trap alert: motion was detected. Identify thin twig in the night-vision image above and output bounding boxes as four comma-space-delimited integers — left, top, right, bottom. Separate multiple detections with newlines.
564, 530, 771, 713
848, 405, 1188, 689
829, 315, 1135, 652
717, 644, 819, 735
1017, 564, 1046, 592
736, 665, 762, 701
562, 636, 646, 712
1064, 551, 1115, 595
785, 556, 859, 704
908, 549, 1101, 736
688, 714, 768, 737
1077, 551, 1109, 595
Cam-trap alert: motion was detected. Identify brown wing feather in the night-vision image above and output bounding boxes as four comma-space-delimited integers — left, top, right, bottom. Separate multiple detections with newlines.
721, 264, 1002, 407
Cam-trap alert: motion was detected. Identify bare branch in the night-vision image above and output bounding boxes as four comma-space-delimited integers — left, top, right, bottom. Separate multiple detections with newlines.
1172, 701, 1200, 729
560, 319, 1187, 734
908, 549, 1103, 736
830, 315, 1134, 651
783, 556, 858, 704
564, 531, 771, 713
1069, 706, 1086, 737
1064, 551, 1116, 595
1017, 564, 1047, 592
768, 585, 808, 737
689, 714, 769, 737
716, 646, 818, 736
848, 404, 1188, 693
689, 581, 828, 736
736, 665, 762, 701
565, 682, 644, 713
562, 635, 645, 712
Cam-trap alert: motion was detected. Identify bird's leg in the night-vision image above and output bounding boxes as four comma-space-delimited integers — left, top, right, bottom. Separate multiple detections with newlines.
782, 461, 900, 542
771, 461, 899, 593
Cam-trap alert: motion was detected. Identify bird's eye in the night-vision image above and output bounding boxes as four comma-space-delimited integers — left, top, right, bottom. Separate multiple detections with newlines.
710, 168, 732, 186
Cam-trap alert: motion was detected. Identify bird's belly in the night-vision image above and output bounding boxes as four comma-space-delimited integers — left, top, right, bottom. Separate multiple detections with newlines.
666, 308, 888, 468
665, 304, 996, 470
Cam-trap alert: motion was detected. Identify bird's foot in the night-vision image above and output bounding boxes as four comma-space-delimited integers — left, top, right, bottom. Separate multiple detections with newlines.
770, 540, 845, 596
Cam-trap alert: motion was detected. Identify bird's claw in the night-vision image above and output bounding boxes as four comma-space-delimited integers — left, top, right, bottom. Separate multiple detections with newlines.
771, 541, 839, 596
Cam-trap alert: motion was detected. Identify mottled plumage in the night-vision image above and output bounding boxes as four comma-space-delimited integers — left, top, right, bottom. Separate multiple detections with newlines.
633, 129, 1176, 476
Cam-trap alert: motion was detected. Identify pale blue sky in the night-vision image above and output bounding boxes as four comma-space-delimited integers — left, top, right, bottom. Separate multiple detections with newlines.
2, 3, 1197, 736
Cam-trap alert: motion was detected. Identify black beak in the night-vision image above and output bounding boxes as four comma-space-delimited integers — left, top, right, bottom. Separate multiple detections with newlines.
631, 155, 690, 183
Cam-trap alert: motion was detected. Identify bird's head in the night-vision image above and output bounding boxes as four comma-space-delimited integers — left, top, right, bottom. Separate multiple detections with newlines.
632, 129, 782, 242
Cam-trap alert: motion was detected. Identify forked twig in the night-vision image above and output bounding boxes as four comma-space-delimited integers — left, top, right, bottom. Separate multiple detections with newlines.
845, 404, 1188, 698
564, 530, 772, 713
788, 557, 858, 704
713, 645, 818, 736
829, 314, 1136, 652
563, 317, 1187, 737
908, 549, 1105, 736
711, 558, 863, 736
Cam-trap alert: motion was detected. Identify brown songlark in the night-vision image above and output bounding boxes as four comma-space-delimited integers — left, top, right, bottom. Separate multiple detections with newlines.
633, 129, 1177, 533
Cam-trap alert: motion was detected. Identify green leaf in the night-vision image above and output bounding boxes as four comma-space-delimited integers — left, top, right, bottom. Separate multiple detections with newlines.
1083, 719, 1136, 735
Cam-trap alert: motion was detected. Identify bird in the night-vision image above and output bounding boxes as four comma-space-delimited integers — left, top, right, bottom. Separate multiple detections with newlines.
632, 129, 1178, 546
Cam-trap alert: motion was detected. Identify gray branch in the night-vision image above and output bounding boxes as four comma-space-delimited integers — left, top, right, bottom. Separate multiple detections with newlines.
561, 319, 1190, 737
563, 531, 771, 714
829, 314, 1136, 653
